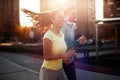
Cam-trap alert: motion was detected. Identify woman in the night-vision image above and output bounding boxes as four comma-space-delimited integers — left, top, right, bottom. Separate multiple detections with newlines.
39, 10, 75, 80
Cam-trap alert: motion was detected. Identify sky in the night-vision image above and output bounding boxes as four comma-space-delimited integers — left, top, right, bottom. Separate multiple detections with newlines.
19, 0, 40, 27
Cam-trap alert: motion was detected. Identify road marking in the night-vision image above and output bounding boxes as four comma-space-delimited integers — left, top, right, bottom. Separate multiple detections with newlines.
0, 56, 39, 74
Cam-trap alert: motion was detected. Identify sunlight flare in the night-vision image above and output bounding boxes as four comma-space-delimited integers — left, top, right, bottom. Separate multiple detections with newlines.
48, 0, 68, 10
19, 0, 40, 27
95, 0, 104, 20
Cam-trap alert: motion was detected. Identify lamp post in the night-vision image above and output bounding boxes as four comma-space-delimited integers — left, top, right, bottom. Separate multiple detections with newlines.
95, 23, 99, 59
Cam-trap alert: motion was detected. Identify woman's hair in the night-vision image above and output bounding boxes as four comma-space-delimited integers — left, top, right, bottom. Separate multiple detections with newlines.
38, 10, 62, 27
33, 10, 62, 34
38, 12, 52, 27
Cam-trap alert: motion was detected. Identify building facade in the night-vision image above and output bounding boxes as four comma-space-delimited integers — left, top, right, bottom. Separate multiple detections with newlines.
0, 0, 19, 41
104, 0, 120, 18
76, 0, 96, 39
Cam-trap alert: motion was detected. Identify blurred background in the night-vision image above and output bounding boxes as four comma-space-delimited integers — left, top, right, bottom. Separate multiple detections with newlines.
0, 0, 120, 44
0, 0, 120, 79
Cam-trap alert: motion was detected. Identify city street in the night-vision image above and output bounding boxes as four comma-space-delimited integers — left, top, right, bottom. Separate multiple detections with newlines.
0, 52, 41, 80
0, 52, 120, 80
0, 0, 120, 80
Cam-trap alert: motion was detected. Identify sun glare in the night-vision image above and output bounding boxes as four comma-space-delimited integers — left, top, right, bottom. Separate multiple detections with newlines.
19, 0, 40, 27
48, 0, 68, 10
95, 0, 103, 20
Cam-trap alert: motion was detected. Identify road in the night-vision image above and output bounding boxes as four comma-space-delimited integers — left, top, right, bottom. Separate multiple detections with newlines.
0, 52, 42, 80
0, 52, 120, 80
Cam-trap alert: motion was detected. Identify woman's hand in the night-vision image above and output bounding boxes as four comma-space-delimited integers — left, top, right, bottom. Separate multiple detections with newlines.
63, 58, 71, 65
62, 49, 76, 59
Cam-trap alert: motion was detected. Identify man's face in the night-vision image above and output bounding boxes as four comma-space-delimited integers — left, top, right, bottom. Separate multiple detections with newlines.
68, 9, 77, 22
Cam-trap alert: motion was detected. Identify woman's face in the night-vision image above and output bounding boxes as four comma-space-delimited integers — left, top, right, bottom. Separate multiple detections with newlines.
52, 11, 64, 28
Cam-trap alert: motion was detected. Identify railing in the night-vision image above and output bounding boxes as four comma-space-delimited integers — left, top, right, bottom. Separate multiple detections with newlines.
95, 18, 120, 59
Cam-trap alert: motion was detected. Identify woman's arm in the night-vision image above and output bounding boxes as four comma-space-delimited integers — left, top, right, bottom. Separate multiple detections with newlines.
43, 38, 63, 60
43, 38, 75, 61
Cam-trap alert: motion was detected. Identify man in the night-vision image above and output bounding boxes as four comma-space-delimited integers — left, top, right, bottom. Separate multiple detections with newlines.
61, 6, 86, 80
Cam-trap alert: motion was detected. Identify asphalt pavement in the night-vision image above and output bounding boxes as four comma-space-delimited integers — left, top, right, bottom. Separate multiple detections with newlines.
0, 52, 120, 80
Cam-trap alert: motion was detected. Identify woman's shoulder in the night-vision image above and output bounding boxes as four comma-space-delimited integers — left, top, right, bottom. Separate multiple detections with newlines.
43, 30, 52, 37
44, 30, 52, 35
43, 29, 55, 39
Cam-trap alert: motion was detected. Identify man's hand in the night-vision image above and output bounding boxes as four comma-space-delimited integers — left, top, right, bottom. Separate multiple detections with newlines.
77, 36, 87, 45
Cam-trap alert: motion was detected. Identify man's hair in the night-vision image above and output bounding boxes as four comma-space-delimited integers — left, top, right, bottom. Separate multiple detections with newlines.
64, 6, 76, 16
